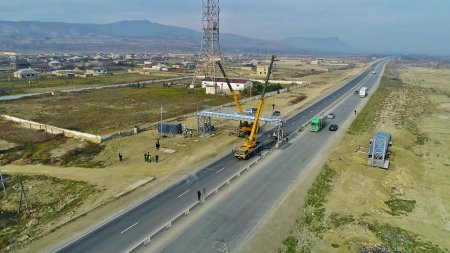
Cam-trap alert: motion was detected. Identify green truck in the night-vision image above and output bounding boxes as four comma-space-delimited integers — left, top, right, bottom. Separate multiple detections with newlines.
309, 115, 327, 132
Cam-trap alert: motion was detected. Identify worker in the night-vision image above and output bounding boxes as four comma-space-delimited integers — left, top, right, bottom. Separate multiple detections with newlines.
354, 110, 357, 115
156, 139, 160, 150
118, 153, 123, 162
197, 190, 202, 201
148, 154, 152, 163
155, 155, 159, 163
144, 153, 148, 162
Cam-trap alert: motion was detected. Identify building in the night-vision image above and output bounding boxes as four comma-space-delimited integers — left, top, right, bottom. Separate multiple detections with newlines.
202, 77, 252, 92
86, 67, 108, 76
256, 65, 269, 76
310, 58, 325, 65
48, 60, 62, 68
14, 68, 39, 79
11, 58, 31, 70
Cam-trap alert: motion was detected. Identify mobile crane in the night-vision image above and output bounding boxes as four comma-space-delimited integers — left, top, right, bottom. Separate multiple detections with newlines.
216, 60, 253, 136
234, 55, 276, 159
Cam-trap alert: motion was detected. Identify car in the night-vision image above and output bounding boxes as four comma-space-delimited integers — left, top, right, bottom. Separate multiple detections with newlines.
329, 124, 338, 131
272, 110, 281, 117
244, 108, 257, 115
327, 113, 335, 119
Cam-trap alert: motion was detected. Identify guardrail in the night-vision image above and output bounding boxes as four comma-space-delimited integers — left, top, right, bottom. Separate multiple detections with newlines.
126, 144, 277, 253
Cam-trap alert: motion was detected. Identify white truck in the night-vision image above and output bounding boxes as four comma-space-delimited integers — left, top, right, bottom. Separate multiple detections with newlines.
359, 87, 368, 97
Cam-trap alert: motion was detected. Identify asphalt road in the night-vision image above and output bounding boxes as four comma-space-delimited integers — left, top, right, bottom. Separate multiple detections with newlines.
55, 60, 387, 253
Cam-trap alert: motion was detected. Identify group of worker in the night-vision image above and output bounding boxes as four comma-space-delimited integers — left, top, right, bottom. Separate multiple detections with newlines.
118, 139, 162, 163
144, 153, 158, 163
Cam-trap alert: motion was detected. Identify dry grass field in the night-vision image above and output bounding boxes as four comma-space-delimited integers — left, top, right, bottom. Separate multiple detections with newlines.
0, 87, 233, 135
277, 61, 450, 253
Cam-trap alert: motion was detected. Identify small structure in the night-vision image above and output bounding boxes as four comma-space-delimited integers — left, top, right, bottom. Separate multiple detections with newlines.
48, 60, 62, 68
157, 122, 183, 135
201, 77, 252, 92
10, 58, 30, 70
14, 68, 39, 79
86, 67, 108, 76
256, 65, 269, 76
368, 131, 392, 169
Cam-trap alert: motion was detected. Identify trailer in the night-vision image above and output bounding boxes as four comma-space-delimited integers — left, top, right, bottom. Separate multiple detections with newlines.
309, 115, 327, 132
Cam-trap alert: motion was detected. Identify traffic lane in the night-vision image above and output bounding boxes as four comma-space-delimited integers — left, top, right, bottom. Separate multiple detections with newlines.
59, 177, 201, 253
154, 113, 340, 253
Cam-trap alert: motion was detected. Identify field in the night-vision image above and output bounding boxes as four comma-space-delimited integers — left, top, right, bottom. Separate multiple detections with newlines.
0, 87, 233, 135
277, 60, 450, 253
0, 58, 368, 252
0, 71, 184, 95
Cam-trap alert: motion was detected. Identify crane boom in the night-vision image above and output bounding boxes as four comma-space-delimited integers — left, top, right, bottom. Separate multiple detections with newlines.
234, 55, 276, 159
247, 55, 276, 143
216, 60, 244, 114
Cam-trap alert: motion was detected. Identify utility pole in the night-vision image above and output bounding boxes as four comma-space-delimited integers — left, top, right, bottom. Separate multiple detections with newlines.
0, 168, 6, 197
191, 0, 222, 93
18, 180, 31, 214
160, 105, 163, 140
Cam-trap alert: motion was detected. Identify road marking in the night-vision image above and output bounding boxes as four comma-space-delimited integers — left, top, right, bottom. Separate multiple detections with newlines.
120, 222, 139, 234
216, 167, 226, 174
178, 189, 190, 198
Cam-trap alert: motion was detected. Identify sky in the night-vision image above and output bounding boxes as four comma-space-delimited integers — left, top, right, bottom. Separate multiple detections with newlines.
0, 0, 449, 55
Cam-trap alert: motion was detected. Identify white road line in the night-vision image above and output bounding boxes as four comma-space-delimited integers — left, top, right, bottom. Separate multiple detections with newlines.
216, 167, 226, 174
120, 222, 139, 234
178, 189, 190, 198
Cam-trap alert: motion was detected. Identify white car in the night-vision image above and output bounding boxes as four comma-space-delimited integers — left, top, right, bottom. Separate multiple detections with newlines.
327, 113, 335, 119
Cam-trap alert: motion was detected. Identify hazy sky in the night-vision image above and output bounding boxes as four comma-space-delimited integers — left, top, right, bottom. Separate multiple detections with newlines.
0, 0, 449, 55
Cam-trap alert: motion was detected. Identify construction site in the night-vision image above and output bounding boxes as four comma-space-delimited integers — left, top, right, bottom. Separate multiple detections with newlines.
1, 1, 448, 253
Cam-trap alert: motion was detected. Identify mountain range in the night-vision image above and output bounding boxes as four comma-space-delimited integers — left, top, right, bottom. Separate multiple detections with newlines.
0, 20, 353, 53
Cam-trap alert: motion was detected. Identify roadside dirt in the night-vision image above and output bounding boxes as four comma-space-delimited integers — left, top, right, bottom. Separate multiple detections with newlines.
1, 63, 366, 252
273, 61, 450, 253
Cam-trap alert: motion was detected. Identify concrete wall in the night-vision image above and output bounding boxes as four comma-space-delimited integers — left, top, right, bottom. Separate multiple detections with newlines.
0, 114, 102, 143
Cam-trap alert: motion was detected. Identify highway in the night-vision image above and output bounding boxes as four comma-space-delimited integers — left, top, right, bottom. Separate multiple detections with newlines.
55, 60, 388, 253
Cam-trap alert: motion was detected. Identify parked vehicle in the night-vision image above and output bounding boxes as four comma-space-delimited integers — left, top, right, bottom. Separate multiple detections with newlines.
272, 110, 281, 117
329, 124, 338, 131
244, 108, 257, 115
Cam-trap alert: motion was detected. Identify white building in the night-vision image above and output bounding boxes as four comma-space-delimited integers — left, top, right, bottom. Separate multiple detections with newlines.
48, 60, 62, 68
86, 67, 108, 76
14, 68, 39, 79
202, 77, 252, 92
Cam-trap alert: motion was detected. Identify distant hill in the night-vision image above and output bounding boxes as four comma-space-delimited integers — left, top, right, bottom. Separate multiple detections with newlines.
0, 20, 352, 53
280, 37, 353, 53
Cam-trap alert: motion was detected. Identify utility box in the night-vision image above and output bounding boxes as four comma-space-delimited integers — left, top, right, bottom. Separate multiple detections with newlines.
157, 122, 183, 135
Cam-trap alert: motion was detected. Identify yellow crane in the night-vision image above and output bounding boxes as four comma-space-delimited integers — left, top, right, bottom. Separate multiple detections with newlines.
234, 55, 276, 159
216, 60, 253, 136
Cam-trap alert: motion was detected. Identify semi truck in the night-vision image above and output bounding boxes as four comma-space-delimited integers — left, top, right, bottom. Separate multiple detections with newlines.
309, 115, 327, 132
359, 87, 368, 98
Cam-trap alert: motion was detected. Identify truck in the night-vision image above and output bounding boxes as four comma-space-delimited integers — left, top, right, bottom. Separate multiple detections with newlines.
234, 55, 276, 160
359, 87, 368, 98
309, 115, 327, 132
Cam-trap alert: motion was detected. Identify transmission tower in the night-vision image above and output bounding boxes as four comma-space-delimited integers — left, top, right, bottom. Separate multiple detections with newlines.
191, 0, 222, 90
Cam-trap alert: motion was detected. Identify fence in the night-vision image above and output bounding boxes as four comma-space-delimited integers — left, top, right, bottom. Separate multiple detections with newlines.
0, 114, 102, 143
